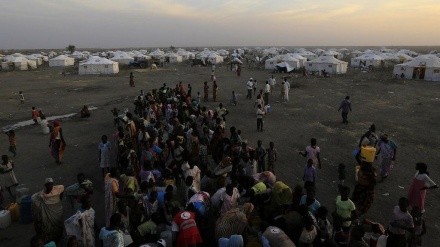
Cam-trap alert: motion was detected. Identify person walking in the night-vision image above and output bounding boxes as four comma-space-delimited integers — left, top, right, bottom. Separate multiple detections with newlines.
268, 75, 276, 95
129, 72, 135, 87
338, 96, 352, 124
266, 142, 277, 173
376, 134, 397, 181
246, 78, 253, 99
407, 163, 438, 213
299, 138, 322, 169
256, 104, 264, 132
255, 140, 266, 172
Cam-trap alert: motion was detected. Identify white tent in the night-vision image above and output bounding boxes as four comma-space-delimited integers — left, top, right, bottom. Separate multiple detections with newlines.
71, 51, 85, 59
49, 55, 75, 67
264, 55, 300, 70
324, 50, 343, 59
208, 53, 223, 64
26, 55, 42, 65
79, 56, 119, 75
307, 55, 348, 74
296, 51, 318, 61
276, 62, 295, 72
12, 57, 35, 70
286, 53, 308, 67
165, 53, 183, 63
350, 54, 384, 68
148, 49, 165, 59
176, 50, 194, 60
393, 55, 440, 81
110, 52, 134, 65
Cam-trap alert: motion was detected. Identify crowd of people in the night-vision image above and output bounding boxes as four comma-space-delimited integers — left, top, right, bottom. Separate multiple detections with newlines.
0, 69, 438, 247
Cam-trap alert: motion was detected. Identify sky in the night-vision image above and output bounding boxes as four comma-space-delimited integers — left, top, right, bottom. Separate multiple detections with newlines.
1, 0, 439, 49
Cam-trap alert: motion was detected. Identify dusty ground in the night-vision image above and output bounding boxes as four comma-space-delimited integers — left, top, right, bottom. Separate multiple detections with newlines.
0, 61, 439, 246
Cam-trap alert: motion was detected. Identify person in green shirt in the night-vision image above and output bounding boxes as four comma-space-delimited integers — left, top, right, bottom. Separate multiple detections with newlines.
334, 185, 357, 231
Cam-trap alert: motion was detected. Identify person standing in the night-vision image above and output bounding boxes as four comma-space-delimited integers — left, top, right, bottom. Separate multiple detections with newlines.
386, 197, 414, 247
49, 120, 66, 164
253, 79, 257, 95
5, 130, 17, 157
32, 107, 38, 124
268, 75, 276, 95
31, 178, 65, 243
204, 81, 209, 102
303, 159, 316, 188
99, 135, 112, 177
407, 163, 438, 213
129, 72, 135, 87
246, 78, 253, 99
0, 154, 19, 198
264, 81, 270, 104
236, 65, 241, 77
284, 78, 290, 102
256, 104, 264, 132
299, 138, 322, 169
266, 142, 277, 173
213, 80, 218, 102
338, 96, 352, 124
255, 140, 266, 173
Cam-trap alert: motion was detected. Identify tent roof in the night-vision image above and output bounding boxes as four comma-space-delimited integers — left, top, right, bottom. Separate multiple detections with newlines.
397, 55, 440, 68
355, 54, 384, 60
80, 56, 116, 65
51, 55, 73, 60
309, 55, 347, 64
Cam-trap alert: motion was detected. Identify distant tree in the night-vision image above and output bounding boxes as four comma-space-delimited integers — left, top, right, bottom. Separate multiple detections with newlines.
66, 45, 76, 54
170, 46, 176, 51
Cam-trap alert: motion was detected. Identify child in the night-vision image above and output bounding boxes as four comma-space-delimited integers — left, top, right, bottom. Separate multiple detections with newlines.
19, 91, 24, 104
110, 108, 120, 127
31, 107, 38, 124
231, 91, 237, 106
338, 163, 346, 186
316, 206, 333, 241
266, 141, 277, 174
303, 159, 316, 188
408, 207, 426, 247
0, 154, 19, 198
255, 140, 266, 173
334, 185, 357, 232
5, 130, 16, 157
187, 84, 192, 98
99, 135, 111, 177
196, 92, 201, 105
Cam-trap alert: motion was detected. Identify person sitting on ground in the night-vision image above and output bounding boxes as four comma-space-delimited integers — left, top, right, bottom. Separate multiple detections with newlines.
81, 105, 91, 118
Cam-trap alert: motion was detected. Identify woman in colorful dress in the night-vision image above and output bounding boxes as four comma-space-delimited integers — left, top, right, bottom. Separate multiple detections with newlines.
407, 163, 438, 213
351, 161, 377, 215
49, 120, 66, 164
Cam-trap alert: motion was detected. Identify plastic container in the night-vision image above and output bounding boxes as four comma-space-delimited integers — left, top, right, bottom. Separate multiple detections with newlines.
360, 146, 376, 163
16, 184, 29, 204
20, 195, 33, 223
0, 210, 12, 229
265, 104, 271, 113
6, 203, 19, 221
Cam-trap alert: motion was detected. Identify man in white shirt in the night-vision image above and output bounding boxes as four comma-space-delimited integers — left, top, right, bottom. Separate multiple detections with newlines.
246, 78, 254, 99
264, 81, 271, 104
284, 78, 290, 102
256, 104, 265, 132
268, 75, 276, 95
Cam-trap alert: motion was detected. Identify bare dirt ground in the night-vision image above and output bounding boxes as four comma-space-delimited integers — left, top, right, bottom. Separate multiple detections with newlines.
0, 62, 439, 246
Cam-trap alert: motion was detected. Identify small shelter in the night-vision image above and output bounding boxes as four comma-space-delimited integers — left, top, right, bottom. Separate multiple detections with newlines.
110, 52, 134, 65
393, 55, 440, 81
49, 55, 75, 67
307, 55, 348, 74
350, 54, 384, 68
78, 56, 119, 75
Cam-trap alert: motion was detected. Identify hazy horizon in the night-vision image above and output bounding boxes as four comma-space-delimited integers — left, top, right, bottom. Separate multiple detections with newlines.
1, 0, 439, 50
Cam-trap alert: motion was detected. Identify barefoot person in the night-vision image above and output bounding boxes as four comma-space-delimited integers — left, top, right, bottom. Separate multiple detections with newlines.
129, 72, 135, 87
49, 120, 66, 164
